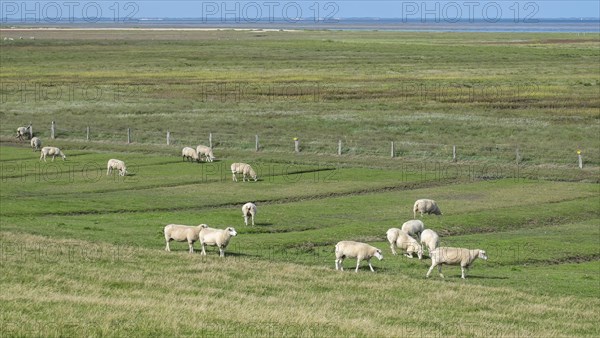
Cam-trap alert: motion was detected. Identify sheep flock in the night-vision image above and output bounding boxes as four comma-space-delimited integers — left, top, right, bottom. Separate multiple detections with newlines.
14, 124, 489, 279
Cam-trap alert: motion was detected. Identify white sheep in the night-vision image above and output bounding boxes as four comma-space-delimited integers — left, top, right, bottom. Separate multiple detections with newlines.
426, 247, 488, 279
39, 146, 66, 162
164, 224, 208, 253
242, 202, 257, 226
335, 241, 383, 272
182, 147, 199, 162
401, 219, 425, 241
196, 145, 216, 162
413, 199, 442, 218
16, 124, 31, 141
30, 137, 41, 151
231, 162, 257, 182
199, 226, 238, 257
386, 228, 423, 259
106, 159, 127, 176
420, 229, 440, 254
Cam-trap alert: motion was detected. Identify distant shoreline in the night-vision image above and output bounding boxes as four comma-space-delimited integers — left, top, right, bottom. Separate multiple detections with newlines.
1, 18, 598, 33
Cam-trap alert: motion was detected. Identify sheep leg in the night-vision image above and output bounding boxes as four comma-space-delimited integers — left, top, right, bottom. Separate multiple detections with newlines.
232, 173, 237, 182
355, 258, 362, 273
426, 263, 436, 278
404, 253, 413, 258
219, 247, 225, 257
188, 241, 194, 254
438, 265, 444, 278
461, 266, 467, 279
165, 241, 171, 252
251, 214, 254, 226
244, 216, 248, 226
200, 242, 207, 256
390, 243, 397, 255
367, 258, 376, 272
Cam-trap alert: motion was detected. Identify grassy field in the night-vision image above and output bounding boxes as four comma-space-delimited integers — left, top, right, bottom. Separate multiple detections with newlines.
1, 29, 599, 337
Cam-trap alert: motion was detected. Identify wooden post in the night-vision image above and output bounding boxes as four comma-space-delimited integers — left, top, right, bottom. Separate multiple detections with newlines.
86, 126, 90, 141
51, 121, 55, 139
255, 134, 259, 152
127, 128, 131, 144
452, 145, 456, 162
338, 140, 342, 155
294, 138, 300, 153
390, 141, 395, 158
167, 131, 171, 145
29, 123, 33, 139
209, 133, 213, 148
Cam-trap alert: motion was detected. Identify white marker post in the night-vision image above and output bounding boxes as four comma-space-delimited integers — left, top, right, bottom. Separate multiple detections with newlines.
577, 149, 583, 169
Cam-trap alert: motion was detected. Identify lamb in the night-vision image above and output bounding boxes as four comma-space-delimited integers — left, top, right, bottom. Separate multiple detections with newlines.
30, 137, 42, 151
335, 241, 383, 272
242, 202, 257, 226
420, 229, 440, 254
401, 219, 425, 241
39, 146, 66, 162
199, 226, 238, 257
196, 145, 216, 162
181, 147, 199, 162
231, 162, 257, 182
16, 124, 31, 141
106, 159, 127, 176
164, 224, 208, 253
426, 247, 488, 279
413, 199, 442, 218
386, 228, 423, 259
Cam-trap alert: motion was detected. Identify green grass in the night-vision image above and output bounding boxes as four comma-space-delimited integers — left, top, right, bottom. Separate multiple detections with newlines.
1, 30, 599, 337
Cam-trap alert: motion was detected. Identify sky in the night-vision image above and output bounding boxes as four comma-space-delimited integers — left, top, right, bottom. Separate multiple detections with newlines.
2, 1, 599, 22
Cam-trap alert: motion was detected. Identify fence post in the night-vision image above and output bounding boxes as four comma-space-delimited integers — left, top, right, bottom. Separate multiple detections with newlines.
338, 140, 342, 155
452, 145, 456, 162
127, 128, 131, 144
29, 123, 33, 139
516, 146, 520, 165
51, 121, 55, 139
577, 150, 583, 169
86, 126, 90, 141
294, 138, 300, 153
255, 134, 259, 152
209, 133, 212, 148
390, 141, 395, 158
167, 131, 171, 145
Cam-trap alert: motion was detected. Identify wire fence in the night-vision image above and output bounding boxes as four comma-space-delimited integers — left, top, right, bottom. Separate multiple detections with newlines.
5, 121, 598, 167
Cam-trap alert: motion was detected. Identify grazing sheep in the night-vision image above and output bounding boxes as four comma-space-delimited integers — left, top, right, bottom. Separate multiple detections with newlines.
426, 247, 488, 279
231, 162, 257, 182
420, 229, 440, 254
39, 146, 66, 162
401, 219, 425, 241
106, 159, 127, 176
30, 137, 41, 151
182, 147, 199, 162
164, 224, 208, 253
16, 124, 31, 141
335, 241, 383, 272
196, 145, 216, 162
413, 199, 442, 218
199, 226, 237, 257
242, 202, 257, 226
386, 228, 423, 259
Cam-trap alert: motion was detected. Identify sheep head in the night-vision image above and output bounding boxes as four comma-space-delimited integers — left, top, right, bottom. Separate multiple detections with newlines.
478, 250, 488, 260
226, 227, 237, 237
374, 249, 383, 261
